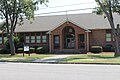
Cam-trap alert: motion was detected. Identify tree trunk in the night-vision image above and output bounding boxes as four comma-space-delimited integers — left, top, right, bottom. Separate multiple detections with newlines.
96, 0, 120, 57
9, 33, 15, 55
114, 35, 120, 57
114, 26, 120, 57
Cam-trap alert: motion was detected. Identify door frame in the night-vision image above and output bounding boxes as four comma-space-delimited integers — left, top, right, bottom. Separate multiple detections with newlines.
65, 36, 75, 49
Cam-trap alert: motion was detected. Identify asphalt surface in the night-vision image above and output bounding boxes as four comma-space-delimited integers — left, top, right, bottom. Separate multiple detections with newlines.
0, 62, 120, 80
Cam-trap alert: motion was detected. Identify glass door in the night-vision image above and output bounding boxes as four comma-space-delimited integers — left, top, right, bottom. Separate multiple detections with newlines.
66, 38, 75, 48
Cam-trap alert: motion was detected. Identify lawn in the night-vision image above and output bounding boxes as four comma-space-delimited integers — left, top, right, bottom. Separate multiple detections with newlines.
0, 53, 52, 62
58, 52, 120, 64
0, 52, 120, 64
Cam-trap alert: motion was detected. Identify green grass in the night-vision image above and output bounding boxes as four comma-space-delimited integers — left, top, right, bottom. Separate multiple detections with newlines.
58, 53, 120, 64
0, 54, 52, 62
0, 52, 120, 64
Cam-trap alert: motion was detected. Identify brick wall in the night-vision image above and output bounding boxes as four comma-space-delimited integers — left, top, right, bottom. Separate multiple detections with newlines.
89, 29, 106, 48
51, 21, 87, 53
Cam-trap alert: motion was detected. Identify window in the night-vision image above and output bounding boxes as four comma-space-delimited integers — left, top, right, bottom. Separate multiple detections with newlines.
4, 37, 7, 44
19, 33, 24, 42
80, 34, 84, 42
25, 34, 30, 43
54, 35, 60, 49
3, 34, 7, 44
69, 28, 73, 32
30, 33, 35, 43
31, 36, 35, 43
106, 33, 112, 42
79, 34, 85, 48
0, 35, 2, 44
36, 33, 41, 43
36, 36, 41, 43
42, 35, 47, 43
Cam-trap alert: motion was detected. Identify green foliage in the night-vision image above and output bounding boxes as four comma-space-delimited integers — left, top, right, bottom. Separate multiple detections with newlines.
30, 47, 35, 53
0, 0, 48, 54
103, 44, 114, 52
91, 46, 103, 53
94, 0, 120, 15
4, 36, 20, 49
36, 46, 49, 54
94, 0, 120, 57
14, 36, 20, 45
0, 0, 48, 25
93, 7, 104, 15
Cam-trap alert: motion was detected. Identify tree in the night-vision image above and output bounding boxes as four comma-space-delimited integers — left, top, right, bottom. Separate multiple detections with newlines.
4, 35, 20, 53
0, 0, 48, 55
94, 0, 120, 57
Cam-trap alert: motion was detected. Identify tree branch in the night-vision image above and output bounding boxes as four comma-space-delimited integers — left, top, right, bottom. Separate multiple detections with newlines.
0, 9, 6, 17
96, 0, 116, 30
10, 0, 17, 34
4, 0, 9, 34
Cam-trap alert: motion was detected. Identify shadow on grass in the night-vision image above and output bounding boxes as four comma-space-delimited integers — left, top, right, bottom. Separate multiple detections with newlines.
58, 54, 119, 62
0, 53, 28, 59
0, 54, 12, 58
87, 55, 116, 59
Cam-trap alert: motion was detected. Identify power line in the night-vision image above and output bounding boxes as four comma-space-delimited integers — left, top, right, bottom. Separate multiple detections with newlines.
35, 8, 95, 15
39, 2, 95, 10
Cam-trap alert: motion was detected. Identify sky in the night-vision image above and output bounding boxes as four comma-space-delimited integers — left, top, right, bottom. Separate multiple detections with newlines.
35, 0, 98, 16
0, 0, 97, 22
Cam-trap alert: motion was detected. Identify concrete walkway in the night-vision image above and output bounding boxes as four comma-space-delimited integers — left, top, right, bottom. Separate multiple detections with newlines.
34, 55, 75, 63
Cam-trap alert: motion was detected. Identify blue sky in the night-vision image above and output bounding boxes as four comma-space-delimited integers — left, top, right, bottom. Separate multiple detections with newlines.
35, 0, 97, 16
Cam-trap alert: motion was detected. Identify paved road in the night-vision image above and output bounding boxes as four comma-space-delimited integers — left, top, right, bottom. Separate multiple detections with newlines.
0, 63, 120, 80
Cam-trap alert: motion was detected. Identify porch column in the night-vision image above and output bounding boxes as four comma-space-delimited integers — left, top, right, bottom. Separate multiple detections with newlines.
75, 33, 78, 49
86, 32, 89, 52
60, 34, 62, 50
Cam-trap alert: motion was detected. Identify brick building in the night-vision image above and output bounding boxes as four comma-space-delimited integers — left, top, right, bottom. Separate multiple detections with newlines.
0, 13, 119, 53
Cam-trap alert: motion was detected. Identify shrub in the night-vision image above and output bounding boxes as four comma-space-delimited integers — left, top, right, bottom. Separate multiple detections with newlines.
103, 44, 114, 52
17, 47, 24, 53
36, 46, 49, 54
14, 36, 20, 48
4, 36, 20, 51
0, 48, 4, 54
30, 47, 35, 53
91, 46, 103, 53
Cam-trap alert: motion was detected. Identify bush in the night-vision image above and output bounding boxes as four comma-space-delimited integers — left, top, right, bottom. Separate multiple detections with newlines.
30, 47, 35, 53
0, 48, 4, 54
91, 46, 103, 53
17, 47, 24, 53
36, 46, 49, 54
1, 47, 10, 54
103, 44, 114, 52
4, 36, 20, 51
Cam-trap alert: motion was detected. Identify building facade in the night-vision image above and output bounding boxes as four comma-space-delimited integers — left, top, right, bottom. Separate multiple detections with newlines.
0, 13, 118, 53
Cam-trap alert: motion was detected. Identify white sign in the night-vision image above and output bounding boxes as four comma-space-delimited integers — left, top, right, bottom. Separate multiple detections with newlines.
24, 46, 29, 51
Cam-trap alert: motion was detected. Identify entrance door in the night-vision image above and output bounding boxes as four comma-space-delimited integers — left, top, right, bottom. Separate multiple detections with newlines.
63, 26, 75, 49
66, 38, 75, 48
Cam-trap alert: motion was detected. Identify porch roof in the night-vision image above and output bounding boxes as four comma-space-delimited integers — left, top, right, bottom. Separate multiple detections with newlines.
14, 13, 120, 32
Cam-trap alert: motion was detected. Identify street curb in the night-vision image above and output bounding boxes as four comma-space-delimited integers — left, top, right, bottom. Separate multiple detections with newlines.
0, 61, 120, 65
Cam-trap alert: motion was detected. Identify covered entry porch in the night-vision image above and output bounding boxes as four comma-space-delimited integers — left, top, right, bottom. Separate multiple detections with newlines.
49, 21, 90, 53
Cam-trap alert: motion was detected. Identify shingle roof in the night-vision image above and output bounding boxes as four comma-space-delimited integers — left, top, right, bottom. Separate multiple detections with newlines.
15, 13, 120, 32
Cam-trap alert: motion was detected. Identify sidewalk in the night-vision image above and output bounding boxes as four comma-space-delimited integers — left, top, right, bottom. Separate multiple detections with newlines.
34, 55, 75, 63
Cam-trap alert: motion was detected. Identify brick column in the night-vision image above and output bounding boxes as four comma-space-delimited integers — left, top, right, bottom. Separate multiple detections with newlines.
86, 32, 89, 52
60, 34, 62, 50
75, 33, 78, 49
49, 33, 52, 53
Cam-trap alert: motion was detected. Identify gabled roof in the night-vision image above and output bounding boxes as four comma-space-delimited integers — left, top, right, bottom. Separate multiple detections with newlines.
15, 13, 120, 32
